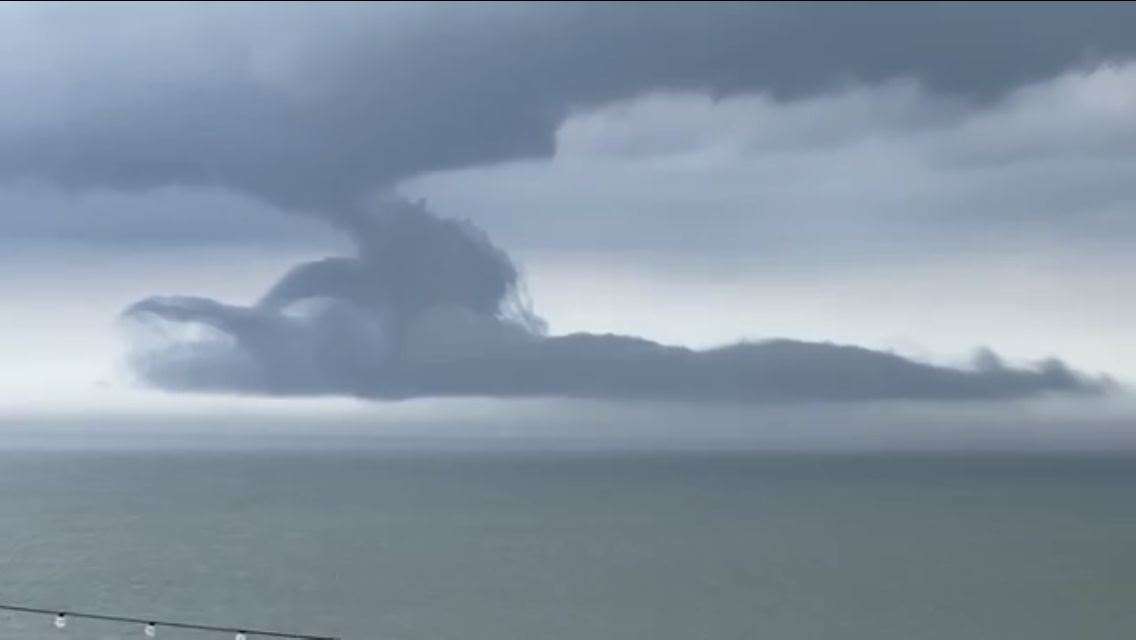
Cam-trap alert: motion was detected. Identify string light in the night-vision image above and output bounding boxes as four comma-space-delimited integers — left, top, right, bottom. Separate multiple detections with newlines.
0, 603, 336, 640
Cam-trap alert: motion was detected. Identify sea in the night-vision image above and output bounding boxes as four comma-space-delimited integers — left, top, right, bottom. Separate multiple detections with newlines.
1, 443, 1134, 640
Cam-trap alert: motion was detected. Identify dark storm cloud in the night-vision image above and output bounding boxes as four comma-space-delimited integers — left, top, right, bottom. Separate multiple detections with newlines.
3, 3, 1136, 214
123, 202, 1108, 402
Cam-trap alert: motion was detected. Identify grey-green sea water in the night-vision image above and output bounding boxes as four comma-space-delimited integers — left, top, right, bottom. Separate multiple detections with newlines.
1, 447, 1134, 639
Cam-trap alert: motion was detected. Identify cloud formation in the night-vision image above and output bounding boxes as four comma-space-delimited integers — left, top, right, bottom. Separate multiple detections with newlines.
4, 3, 1136, 216
0, 4, 1118, 404
123, 201, 1107, 402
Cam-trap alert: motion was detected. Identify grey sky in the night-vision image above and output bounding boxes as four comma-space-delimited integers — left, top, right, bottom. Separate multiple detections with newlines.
1, 3, 1135, 435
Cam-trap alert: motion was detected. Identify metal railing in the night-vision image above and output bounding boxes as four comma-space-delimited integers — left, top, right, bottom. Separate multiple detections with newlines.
0, 602, 339, 640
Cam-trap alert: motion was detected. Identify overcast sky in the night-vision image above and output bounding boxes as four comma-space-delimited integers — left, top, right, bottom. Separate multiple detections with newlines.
3, 2, 1136, 447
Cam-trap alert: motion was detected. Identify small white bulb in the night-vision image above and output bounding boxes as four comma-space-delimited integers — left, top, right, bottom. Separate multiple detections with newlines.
144, 622, 157, 637
54, 613, 67, 629
235, 632, 247, 640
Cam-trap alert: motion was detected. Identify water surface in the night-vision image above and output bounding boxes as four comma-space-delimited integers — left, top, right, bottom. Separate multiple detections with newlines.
0, 448, 1133, 639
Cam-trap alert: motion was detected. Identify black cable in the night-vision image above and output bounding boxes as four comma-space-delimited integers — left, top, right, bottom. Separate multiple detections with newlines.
0, 603, 339, 640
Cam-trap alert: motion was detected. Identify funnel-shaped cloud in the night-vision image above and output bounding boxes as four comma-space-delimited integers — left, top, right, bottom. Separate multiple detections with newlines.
123, 201, 1107, 402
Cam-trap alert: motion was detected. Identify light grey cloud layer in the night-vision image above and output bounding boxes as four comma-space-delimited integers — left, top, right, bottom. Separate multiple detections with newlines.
403, 63, 1136, 254
123, 201, 1107, 402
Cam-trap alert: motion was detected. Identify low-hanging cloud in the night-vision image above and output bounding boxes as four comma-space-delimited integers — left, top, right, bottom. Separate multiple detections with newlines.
123, 200, 1108, 402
